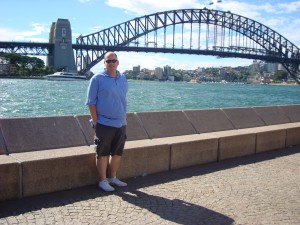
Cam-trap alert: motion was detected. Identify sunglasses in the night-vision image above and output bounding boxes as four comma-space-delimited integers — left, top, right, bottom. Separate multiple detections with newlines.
106, 59, 118, 63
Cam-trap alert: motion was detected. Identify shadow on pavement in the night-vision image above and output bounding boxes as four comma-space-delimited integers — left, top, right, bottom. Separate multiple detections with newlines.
0, 146, 299, 219
117, 189, 234, 225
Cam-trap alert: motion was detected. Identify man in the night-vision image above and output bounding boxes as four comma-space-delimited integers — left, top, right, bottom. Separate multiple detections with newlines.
86, 51, 128, 192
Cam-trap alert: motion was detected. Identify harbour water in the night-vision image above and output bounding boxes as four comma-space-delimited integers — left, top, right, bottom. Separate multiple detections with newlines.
0, 78, 299, 118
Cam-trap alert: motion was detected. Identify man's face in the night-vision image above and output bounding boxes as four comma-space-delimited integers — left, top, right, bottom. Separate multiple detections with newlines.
104, 53, 119, 71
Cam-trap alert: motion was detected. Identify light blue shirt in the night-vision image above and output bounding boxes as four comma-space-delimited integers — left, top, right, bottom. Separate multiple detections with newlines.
86, 70, 128, 128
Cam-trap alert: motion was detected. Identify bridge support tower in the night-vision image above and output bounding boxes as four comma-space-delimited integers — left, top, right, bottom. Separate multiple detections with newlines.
47, 19, 76, 72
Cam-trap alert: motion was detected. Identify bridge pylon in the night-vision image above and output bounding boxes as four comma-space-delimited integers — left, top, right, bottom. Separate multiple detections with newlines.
47, 19, 76, 72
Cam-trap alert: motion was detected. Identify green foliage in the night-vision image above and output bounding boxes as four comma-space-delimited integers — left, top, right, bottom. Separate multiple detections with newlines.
0, 52, 47, 77
124, 70, 137, 79
272, 70, 288, 81
172, 69, 183, 81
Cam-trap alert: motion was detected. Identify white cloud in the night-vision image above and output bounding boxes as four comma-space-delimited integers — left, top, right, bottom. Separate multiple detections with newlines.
0, 23, 49, 42
15, 37, 48, 42
105, 0, 206, 15
90, 52, 253, 73
277, 1, 300, 13
91, 52, 171, 72
90, 25, 104, 32
78, 0, 92, 3
0, 27, 20, 41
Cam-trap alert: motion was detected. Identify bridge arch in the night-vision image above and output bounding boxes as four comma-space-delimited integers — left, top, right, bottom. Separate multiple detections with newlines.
76, 8, 300, 83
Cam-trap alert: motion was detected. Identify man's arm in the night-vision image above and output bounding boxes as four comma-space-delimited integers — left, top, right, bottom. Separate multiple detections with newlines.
88, 105, 97, 126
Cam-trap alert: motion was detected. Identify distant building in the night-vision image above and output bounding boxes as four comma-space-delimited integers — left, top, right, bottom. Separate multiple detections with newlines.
155, 67, 164, 80
0, 64, 9, 75
141, 68, 150, 73
0, 57, 16, 75
163, 65, 172, 76
0, 64, 17, 75
265, 62, 278, 73
250, 60, 260, 74
168, 76, 175, 81
278, 64, 287, 72
197, 67, 204, 72
219, 67, 225, 77
247, 75, 260, 84
133, 65, 140, 74
261, 75, 271, 84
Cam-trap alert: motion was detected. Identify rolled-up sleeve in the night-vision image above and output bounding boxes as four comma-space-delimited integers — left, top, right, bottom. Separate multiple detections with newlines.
85, 77, 98, 106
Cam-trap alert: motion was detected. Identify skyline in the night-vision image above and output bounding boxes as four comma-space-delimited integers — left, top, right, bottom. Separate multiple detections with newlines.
1, 0, 300, 73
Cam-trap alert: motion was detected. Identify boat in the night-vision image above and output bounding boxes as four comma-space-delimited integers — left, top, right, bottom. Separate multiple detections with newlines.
188, 79, 201, 83
44, 71, 87, 81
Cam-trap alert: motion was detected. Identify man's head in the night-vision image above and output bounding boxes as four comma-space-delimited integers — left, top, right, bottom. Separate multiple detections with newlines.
104, 51, 119, 76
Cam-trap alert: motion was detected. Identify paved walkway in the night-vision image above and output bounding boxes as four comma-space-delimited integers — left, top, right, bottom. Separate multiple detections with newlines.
1, 146, 300, 225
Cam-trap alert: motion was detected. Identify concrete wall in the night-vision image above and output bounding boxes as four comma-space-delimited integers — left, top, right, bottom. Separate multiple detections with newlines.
222, 107, 265, 129
279, 104, 300, 122
11, 147, 97, 198
136, 110, 196, 138
0, 156, 20, 200
253, 106, 290, 125
184, 109, 234, 133
0, 104, 300, 200
0, 116, 87, 153
121, 140, 170, 179
0, 128, 7, 155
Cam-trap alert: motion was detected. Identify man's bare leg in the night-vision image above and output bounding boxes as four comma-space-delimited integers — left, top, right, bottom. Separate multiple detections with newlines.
108, 155, 122, 178
107, 155, 127, 187
97, 156, 109, 181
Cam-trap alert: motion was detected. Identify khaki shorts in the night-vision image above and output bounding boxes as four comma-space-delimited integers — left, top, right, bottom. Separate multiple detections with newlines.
94, 124, 126, 158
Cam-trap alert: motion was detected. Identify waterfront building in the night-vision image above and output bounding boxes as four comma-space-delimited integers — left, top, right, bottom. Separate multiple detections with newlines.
133, 65, 140, 74
197, 67, 204, 72
250, 60, 260, 75
278, 64, 287, 72
265, 62, 278, 73
155, 67, 164, 80
168, 75, 175, 81
163, 65, 172, 76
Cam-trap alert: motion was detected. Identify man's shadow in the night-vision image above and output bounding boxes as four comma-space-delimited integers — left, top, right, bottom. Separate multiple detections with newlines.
117, 189, 234, 225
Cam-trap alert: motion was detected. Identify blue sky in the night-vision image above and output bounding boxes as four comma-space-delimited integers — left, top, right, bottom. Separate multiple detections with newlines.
1, 0, 300, 73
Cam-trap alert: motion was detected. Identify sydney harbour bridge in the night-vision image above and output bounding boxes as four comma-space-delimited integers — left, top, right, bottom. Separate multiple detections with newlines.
0, 8, 299, 83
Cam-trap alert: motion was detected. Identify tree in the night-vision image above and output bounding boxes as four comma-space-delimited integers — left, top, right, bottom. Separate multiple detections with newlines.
273, 70, 288, 81
0, 53, 49, 77
30, 57, 45, 68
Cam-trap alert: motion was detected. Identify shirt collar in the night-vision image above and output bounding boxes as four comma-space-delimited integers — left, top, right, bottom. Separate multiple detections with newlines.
102, 70, 120, 78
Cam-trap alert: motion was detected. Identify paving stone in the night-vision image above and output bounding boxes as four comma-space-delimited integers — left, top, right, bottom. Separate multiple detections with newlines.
0, 146, 299, 224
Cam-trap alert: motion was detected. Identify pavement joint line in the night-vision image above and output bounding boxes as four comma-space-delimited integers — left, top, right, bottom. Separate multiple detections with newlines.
0, 146, 299, 225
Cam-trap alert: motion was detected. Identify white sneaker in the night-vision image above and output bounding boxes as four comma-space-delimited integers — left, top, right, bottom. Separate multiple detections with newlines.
107, 177, 127, 187
98, 179, 115, 192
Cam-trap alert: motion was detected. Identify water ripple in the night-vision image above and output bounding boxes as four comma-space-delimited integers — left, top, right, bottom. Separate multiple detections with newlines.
0, 79, 299, 118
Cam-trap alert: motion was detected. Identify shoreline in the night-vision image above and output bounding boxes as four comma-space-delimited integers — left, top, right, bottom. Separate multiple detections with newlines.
0, 76, 299, 86
269, 82, 299, 86
0, 75, 44, 80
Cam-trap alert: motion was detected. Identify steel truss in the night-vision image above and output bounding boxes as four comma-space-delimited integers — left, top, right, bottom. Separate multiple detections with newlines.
76, 8, 300, 83
0, 42, 53, 56
0, 9, 299, 83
